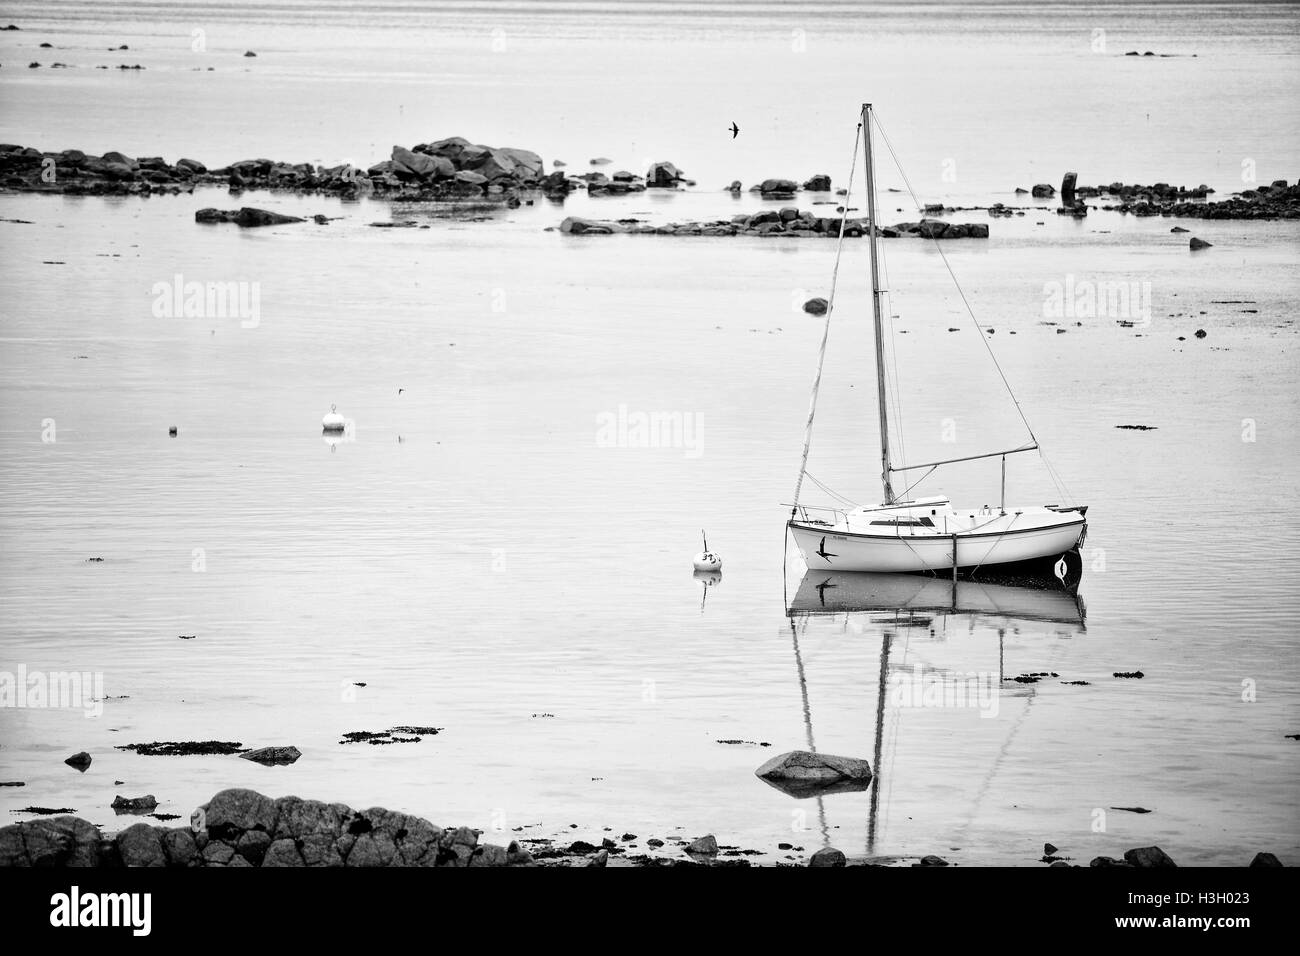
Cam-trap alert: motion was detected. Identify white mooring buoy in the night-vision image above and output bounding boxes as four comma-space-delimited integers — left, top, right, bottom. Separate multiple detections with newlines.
322, 404, 346, 433
693, 529, 722, 572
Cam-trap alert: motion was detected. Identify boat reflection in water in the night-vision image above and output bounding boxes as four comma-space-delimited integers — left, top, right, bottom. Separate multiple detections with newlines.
780, 570, 1086, 862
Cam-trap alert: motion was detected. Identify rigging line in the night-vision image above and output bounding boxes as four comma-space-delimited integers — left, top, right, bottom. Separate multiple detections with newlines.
898, 464, 939, 501
967, 512, 1021, 576
805, 471, 860, 508
872, 111, 1041, 448
793, 123, 865, 507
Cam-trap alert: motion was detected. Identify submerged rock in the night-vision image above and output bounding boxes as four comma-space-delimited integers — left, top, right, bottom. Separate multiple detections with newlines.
755, 750, 873, 798
64, 752, 92, 772
194, 207, 304, 227
240, 746, 302, 766
111, 795, 159, 814
1189, 237, 1212, 250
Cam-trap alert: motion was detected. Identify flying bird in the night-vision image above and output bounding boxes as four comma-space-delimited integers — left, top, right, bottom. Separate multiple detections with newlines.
729, 121, 740, 139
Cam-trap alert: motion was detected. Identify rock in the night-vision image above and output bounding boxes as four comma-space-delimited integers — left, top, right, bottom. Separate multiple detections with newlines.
262, 838, 306, 867
201, 788, 278, 837
392, 145, 453, 180
175, 157, 206, 175
1250, 852, 1282, 867
102, 150, 136, 169
727, 180, 742, 193
646, 161, 685, 187
3, 816, 102, 867
589, 157, 612, 166
454, 170, 487, 186
496, 147, 544, 180
559, 216, 620, 235
760, 178, 798, 197
160, 829, 196, 867
111, 795, 159, 813
803, 173, 832, 191
244, 50, 257, 57
968, 222, 990, 238
917, 855, 949, 867
803, 297, 829, 316
808, 847, 846, 867
219, 829, 264, 866
1171, 225, 1188, 233
647, 838, 664, 848
1061, 171, 1077, 206
506, 840, 534, 866
755, 750, 873, 798
686, 835, 719, 855
240, 745, 302, 766
201, 841, 235, 866
64, 752, 92, 771
1044, 842, 1058, 855
1031, 183, 1055, 198
1050, 861, 1070, 868
195, 207, 305, 227
918, 218, 948, 238
1189, 237, 1212, 250
1194, 329, 1207, 339
116, 823, 166, 867
587, 849, 609, 867
1124, 846, 1177, 868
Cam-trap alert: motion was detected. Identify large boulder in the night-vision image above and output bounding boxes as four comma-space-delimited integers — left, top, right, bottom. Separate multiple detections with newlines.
201, 788, 278, 836
497, 147, 544, 180
469, 147, 518, 181
646, 161, 685, 188
803, 173, 832, 191
755, 750, 873, 797
1031, 183, 1055, 198
391, 145, 452, 180
760, 178, 798, 197
1, 816, 102, 866
418, 136, 472, 163
115, 823, 166, 867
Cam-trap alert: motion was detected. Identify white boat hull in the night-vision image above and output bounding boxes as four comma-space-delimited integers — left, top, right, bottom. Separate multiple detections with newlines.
789, 510, 1085, 576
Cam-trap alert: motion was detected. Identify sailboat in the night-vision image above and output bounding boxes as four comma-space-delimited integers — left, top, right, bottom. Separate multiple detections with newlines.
787, 104, 1087, 587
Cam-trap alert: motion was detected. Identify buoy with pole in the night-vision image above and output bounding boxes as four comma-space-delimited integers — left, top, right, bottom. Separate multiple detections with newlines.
693, 530, 722, 572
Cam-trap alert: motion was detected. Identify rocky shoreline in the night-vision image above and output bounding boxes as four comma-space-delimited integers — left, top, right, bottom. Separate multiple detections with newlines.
0, 787, 1286, 868
2, 140, 1297, 221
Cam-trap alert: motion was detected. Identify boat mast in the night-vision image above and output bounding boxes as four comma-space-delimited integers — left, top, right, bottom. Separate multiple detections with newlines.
862, 103, 895, 505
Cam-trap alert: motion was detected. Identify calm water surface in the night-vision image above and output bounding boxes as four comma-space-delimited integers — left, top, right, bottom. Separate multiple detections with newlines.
0, 1, 1297, 865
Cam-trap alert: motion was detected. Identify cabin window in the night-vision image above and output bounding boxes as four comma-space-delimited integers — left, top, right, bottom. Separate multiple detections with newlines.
870, 517, 935, 528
